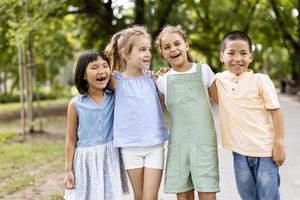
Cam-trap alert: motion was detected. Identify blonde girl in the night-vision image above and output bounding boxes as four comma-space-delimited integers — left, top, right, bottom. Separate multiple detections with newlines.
105, 25, 169, 200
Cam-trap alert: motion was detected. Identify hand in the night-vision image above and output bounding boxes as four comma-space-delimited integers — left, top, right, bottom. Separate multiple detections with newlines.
272, 140, 286, 166
64, 171, 75, 189
156, 67, 170, 76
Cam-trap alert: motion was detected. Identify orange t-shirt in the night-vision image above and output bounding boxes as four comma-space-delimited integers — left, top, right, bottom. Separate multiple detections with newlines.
215, 70, 280, 157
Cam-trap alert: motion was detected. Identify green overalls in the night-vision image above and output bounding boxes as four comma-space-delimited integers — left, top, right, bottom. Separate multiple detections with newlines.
164, 63, 220, 193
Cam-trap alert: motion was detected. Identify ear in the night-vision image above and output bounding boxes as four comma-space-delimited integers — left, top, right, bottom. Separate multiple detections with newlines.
186, 42, 189, 51
249, 52, 253, 63
121, 48, 127, 60
220, 52, 224, 63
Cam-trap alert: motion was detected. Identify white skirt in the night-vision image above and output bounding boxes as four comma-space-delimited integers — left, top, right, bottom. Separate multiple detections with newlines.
64, 141, 129, 200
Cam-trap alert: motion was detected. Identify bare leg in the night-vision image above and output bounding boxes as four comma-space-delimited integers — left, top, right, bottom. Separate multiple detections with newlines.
142, 168, 163, 200
127, 168, 144, 200
177, 190, 194, 200
198, 192, 216, 200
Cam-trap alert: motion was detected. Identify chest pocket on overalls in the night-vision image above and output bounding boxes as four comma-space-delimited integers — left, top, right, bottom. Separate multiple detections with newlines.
173, 81, 199, 103
173, 83, 186, 103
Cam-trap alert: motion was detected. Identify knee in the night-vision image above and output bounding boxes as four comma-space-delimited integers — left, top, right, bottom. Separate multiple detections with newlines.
198, 192, 216, 200
142, 194, 158, 200
177, 190, 194, 200
133, 190, 143, 200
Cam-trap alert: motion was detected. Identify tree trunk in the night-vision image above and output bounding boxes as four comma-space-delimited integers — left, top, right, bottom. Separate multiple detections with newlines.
134, 0, 145, 25
3, 71, 7, 95
17, 43, 27, 138
27, 31, 35, 133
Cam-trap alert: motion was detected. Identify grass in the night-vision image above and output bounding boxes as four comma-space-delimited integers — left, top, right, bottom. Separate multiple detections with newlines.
0, 98, 69, 112
0, 140, 65, 196
0, 115, 67, 198
0, 130, 17, 144
43, 190, 64, 200
0, 174, 37, 197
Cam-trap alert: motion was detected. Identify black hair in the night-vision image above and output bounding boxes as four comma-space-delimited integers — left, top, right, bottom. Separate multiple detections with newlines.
221, 30, 252, 52
74, 49, 110, 94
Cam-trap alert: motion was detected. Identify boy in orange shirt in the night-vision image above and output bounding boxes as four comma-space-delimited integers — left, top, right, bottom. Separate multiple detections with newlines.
215, 31, 285, 200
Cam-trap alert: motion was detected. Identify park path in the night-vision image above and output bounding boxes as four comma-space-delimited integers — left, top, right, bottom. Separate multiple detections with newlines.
124, 93, 300, 200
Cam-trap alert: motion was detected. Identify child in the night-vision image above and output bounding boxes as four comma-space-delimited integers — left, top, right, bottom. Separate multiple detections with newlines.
155, 25, 219, 200
105, 25, 169, 200
216, 30, 286, 199
64, 49, 128, 200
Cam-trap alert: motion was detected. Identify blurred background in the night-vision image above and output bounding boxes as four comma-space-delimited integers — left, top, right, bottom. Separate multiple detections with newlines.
0, 0, 299, 199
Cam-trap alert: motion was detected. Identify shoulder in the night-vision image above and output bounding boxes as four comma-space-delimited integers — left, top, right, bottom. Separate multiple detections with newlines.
67, 97, 78, 115
157, 71, 171, 81
254, 73, 269, 80
215, 71, 229, 79
199, 63, 211, 70
253, 73, 271, 84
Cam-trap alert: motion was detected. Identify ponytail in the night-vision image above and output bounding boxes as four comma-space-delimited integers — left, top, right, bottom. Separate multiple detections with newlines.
105, 32, 123, 72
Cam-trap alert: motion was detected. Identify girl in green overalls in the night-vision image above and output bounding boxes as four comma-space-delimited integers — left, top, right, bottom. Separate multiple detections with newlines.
155, 25, 220, 200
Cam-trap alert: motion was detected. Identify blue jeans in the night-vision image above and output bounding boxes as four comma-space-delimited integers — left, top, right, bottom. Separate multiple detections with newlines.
233, 152, 280, 200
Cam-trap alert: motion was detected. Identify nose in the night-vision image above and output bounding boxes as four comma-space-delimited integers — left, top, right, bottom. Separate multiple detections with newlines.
233, 54, 242, 61
170, 45, 176, 51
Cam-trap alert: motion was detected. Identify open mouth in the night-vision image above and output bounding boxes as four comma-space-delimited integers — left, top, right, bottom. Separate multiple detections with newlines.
232, 64, 243, 68
170, 53, 180, 59
143, 59, 150, 64
96, 76, 107, 84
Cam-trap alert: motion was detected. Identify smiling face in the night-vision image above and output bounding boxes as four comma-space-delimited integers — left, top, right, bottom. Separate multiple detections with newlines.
220, 39, 253, 76
84, 56, 111, 93
160, 32, 189, 69
123, 34, 152, 70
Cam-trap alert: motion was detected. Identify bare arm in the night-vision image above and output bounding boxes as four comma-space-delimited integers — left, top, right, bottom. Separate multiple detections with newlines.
64, 101, 78, 189
107, 73, 117, 91
157, 89, 166, 108
208, 81, 218, 103
269, 108, 286, 166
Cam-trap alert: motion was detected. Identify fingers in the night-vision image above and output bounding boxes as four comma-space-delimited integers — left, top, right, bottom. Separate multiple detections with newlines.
65, 179, 75, 189
276, 160, 285, 166
157, 67, 170, 76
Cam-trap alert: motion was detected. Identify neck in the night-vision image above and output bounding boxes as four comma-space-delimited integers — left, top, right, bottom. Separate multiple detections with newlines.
123, 66, 144, 77
87, 88, 104, 104
172, 62, 193, 72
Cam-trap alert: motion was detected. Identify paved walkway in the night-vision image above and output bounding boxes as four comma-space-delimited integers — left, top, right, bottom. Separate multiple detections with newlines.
124, 94, 300, 200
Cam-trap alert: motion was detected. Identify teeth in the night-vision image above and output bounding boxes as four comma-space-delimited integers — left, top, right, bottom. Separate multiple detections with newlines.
96, 77, 106, 81
171, 54, 180, 58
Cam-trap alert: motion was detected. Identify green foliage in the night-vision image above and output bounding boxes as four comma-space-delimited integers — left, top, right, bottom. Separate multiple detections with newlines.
0, 0, 299, 93
0, 130, 17, 144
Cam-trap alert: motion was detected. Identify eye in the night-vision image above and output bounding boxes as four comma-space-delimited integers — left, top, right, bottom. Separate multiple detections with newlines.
163, 45, 170, 50
140, 47, 146, 52
90, 66, 98, 69
175, 41, 181, 46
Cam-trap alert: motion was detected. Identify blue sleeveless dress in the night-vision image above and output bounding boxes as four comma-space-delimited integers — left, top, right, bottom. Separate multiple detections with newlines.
64, 90, 128, 200
113, 71, 169, 147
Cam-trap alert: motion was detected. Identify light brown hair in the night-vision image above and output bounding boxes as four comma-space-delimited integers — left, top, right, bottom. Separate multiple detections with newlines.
155, 25, 194, 62
105, 25, 151, 72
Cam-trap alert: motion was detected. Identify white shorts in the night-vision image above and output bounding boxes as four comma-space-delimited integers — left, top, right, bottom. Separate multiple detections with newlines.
121, 143, 165, 170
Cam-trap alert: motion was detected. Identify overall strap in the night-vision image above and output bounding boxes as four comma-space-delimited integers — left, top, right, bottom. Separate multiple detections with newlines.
195, 62, 202, 73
